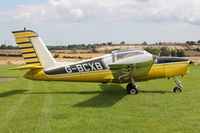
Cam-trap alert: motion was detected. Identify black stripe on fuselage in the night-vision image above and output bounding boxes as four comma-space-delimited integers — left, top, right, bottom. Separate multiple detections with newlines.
155, 57, 189, 64
44, 58, 108, 75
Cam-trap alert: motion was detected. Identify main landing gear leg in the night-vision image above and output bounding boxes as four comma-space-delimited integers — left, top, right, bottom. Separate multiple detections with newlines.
126, 77, 139, 95
173, 77, 183, 93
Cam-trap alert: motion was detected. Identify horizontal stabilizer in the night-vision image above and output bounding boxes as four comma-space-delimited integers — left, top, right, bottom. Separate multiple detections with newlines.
9, 65, 44, 70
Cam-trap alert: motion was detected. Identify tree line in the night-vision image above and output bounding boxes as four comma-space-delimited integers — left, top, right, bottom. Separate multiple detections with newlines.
1, 39, 200, 50
144, 47, 185, 57
0, 44, 18, 49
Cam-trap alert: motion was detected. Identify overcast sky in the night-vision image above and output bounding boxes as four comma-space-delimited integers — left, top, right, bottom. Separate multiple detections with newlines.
1, 0, 200, 46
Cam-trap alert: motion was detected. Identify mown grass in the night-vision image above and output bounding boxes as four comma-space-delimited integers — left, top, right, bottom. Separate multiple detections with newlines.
0, 65, 200, 133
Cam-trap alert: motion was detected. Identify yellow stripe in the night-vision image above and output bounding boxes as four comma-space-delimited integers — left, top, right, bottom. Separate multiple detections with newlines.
18, 43, 33, 48
152, 61, 189, 68
16, 38, 30, 43
52, 71, 112, 79
22, 53, 37, 58
21, 48, 35, 53
164, 61, 189, 66
25, 58, 39, 62
49, 70, 112, 78
14, 32, 37, 38
152, 64, 164, 67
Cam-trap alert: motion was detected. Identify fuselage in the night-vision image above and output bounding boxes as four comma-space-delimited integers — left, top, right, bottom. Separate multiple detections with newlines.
24, 55, 191, 83
11, 30, 191, 85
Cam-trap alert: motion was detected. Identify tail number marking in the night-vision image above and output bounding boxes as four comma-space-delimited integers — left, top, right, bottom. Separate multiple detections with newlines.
45, 59, 107, 75
65, 62, 104, 73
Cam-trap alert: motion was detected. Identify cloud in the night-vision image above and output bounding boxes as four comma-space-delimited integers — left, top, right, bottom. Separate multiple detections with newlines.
1, 0, 200, 27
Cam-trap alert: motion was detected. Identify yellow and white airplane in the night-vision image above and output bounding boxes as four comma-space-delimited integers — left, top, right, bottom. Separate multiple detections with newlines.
11, 29, 192, 95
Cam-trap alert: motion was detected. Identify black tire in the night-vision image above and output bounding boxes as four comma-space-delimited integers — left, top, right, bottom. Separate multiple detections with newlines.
126, 83, 133, 90
126, 83, 138, 95
173, 87, 182, 93
129, 87, 138, 95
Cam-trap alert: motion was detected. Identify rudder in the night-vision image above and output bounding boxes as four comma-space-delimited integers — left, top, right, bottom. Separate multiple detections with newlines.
12, 29, 56, 70
12, 30, 41, 65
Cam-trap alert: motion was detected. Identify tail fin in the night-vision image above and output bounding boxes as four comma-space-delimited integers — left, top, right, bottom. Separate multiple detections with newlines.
12, 29, 56, 70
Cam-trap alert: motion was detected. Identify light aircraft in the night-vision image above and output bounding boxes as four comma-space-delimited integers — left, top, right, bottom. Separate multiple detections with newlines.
11, 28, 193, 95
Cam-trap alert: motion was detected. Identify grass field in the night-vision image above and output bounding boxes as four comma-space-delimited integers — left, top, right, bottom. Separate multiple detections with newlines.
0, 65, 200, 133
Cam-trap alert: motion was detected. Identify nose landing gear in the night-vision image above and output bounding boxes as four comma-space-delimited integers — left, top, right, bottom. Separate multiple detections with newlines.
126, 77, 139, 95
173, 77, 183, 93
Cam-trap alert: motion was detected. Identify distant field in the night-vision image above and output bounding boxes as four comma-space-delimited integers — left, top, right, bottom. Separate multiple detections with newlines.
1, 47, 200, 65
1, 56, 200, 65
0, 65, 200, 132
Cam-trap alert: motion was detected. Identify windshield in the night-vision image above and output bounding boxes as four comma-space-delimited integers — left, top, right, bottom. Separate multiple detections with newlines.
112, 50, 145, 62
117, 52, 143, 61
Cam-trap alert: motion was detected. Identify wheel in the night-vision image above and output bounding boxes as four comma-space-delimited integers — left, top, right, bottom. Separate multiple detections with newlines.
126, 83, 133, 90
129, 87, 139, 95
173, 86, 182, 93
126, 83, 139, 95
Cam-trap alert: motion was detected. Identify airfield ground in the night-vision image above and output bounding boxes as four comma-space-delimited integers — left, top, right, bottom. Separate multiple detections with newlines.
0, 65, 200, 132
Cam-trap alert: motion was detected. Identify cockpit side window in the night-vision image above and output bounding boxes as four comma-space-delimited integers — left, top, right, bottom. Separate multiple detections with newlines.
116, 51, 143, 61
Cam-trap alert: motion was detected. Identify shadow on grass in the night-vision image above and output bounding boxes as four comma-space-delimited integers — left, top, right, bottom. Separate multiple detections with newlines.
24, 91, 102, 95
0, 90, 28, 97
23, 84, 126, 108
73, 84, 126, 108
2, 85, 171, 107
140, 90, 172, 94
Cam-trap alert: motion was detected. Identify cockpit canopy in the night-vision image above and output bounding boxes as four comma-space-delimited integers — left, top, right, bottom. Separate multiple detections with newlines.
111, 49, 151, 63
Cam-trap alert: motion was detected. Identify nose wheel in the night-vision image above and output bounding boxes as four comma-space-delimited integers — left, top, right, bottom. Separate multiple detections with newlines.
126, 83, 139, 95
126, 77, 139, 95
173, 77, 183, 93
173, 86, 182, 93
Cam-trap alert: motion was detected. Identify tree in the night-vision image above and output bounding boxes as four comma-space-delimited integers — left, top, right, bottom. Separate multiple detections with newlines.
144, 47, 160, 55
186, 41, 190, 45
190, 41, 195, 45
142, 41, 147, 45
186, 41, 195, 45
107, 42, 113, 45
196, 48, 200, 52
120, 41, 125, 45
101, 43, 107, 46
171, 50, 177, 57
105, 49, 110, 53
160, 47, 170, 56
177, 49, 185, 57
7, 45, 13, 49
0, 44, 6, 49
91, 48, 98, 53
